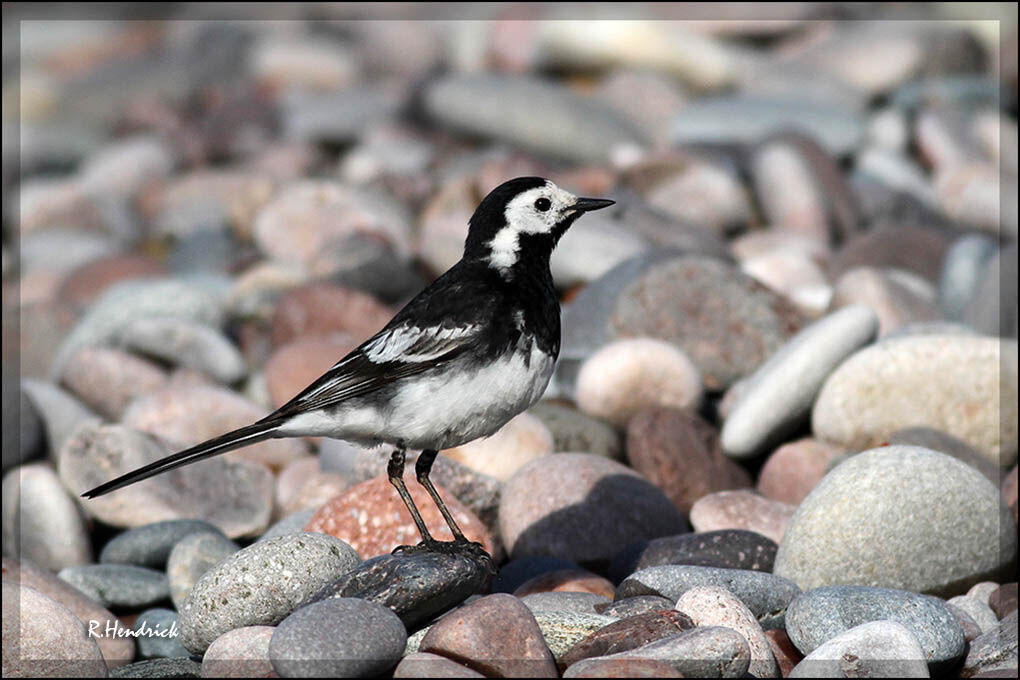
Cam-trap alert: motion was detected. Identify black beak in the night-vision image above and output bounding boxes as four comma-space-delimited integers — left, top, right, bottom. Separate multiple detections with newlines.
570, 197, 615, 213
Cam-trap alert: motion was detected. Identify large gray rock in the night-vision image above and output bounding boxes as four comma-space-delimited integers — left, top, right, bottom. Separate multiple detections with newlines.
774, 446, 1017, 597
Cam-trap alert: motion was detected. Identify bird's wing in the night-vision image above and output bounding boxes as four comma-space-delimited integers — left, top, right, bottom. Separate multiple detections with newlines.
273, 322, 482, 415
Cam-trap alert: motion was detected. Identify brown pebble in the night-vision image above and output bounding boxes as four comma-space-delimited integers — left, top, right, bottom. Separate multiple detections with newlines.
689, 490, 796, 544
764, 628, 802, 677
564, 657, 684, 678
559, 610, 694, 670
989, 582, 1018, 620
757, 438, 843, 505
513, 569, 616, 600
57, 254, 167, 317
270, 282, 393, 348
265, 335, 359, 409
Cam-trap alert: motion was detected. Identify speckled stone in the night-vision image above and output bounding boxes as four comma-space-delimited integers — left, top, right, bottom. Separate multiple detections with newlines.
559, 610, 694, 670
611, 530, 777, 583
201, 626, 275, 678
257, 510, 317, 543
689, 490, 796, 545
100, 520, 225, 568
532, 610, 619, 660
563, 657, 684, 678
269, 598, 407, 678
58, 564, 169, 609
785, 586, 966, 667
110, 658, 203, 678
962, 610, 1018, 677
949, 596, 1001, 634
989, 583, 1018, 620
134, 608, 190, 659
774, 447, 1017, 597
676, 586, 778, 678
178, 533, 361, 654
617, 565, 800, 629
812, 336, 1018, 467
590, 626, 751, 678
520, 591, 612, 615
594, 596, 677, 619
788, 621, 929, 678
889, 427, 1001, 482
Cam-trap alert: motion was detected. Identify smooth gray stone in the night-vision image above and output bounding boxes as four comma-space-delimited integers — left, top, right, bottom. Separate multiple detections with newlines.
21, 379, 100, 460
256, 511, 317, 543
721, 306, 878, 459
520, 592, 611, 615
529, 401, 623, 461
166, 531, 240, 611
118, 317, 246, 384
281, 87, 401, 144
616, 565, 800, 629
788, 621, 929, 678
423, 74, 647, 164
269, 598, 407, 678
179, 533, 361, 654
939, 235, 998, 321
962, 610, 1019, 677
948, 595, 1000, 635
785, 585, 966, 668
963, 244, 1018, 338
100, 520, 225, 568
600, 626, 751, 678
134, 609, 189, 659
9, 385, 44, 473
20, 227, 123, 275
594, 596, 677, 619
671, 96, 866, 156
58, 564, 169, 609
310, 551, 489, 630
109, 658, 203, 678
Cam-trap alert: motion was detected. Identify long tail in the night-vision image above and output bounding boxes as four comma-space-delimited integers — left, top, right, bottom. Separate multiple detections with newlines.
81, 418, 283, 499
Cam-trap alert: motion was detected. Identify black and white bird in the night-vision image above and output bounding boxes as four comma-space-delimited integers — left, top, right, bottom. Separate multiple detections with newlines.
83, 177, 614, 558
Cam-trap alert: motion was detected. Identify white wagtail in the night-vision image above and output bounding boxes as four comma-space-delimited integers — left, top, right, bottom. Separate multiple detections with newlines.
83, 177, 614, 558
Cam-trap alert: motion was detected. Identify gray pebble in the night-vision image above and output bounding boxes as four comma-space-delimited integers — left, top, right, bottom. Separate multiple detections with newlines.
256, 511, 317, 543
134, 608, 190, 659
939, 235, 998, 321
529, 402, 623, 461
21, 379, 100, 459
100, 520, 225, 569
167, 531, 240, 611
520, 592, 612, 615
58, 564, 170, 609
601, 626, 751, 678
269, 598, 407, 678
119, 318, 246, 384
532, 610, 618, 661
948, 595, 1000, 635
594, 596, 676, 619
110, 658, 203, 678
788, 621, 929, 678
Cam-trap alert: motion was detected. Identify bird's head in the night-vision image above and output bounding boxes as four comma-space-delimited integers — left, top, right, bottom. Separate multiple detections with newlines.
463, 177, 615, 278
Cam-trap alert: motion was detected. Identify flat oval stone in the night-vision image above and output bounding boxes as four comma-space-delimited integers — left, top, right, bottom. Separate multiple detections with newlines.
598, 626, 751, 678
559, 610, 694, 670
812, 336, 1018, 466
689, 490, 796, 545
616, 566, 801, 629
269, 598, 407, 678
785, 585, 966, 667
676, 586, 777, 678
788, 621, 929, 678
179, 533, 361, 654
614, 530, 777, 580
594, 596, 677, 619
774, 446, 1017, 597
119, 318, 246, 384
201, 626, 275, 678
309, 551, 490, 629
58, 564, 169, 609
721, 306, 878, 459
520, 592, 612, 615
60, 346, 168, 420
100, 520, 225, 568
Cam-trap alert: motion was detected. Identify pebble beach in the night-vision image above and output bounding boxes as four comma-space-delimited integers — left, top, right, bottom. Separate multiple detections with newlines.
2, 4, 1018, 679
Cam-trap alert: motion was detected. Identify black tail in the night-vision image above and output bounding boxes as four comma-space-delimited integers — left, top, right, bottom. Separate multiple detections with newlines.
81, 419, 283, 499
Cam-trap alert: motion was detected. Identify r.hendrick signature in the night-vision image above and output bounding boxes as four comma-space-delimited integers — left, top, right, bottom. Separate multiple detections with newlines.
88, 619, 179, 639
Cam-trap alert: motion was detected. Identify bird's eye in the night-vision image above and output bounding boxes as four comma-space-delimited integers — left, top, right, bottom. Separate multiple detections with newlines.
534, 198, 551, 212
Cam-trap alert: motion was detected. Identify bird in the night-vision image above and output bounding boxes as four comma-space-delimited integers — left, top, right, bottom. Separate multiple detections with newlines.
82, 176, 615, 561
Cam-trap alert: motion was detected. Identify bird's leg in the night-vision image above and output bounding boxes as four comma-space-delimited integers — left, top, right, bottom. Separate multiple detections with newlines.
414, 449, 492, 565
386, 445, 436, 548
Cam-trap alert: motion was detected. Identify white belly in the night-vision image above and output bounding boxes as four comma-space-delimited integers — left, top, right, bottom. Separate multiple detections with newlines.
280, 341, 556, 450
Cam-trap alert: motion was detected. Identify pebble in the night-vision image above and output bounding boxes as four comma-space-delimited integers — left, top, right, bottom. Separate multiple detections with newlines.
812, 336, 1018, 466
418, 593, 558, 678
938, 235, 999, 321
134, 608, 190, 659
784, 585, 966, 667
528, 402, 623, 461
889, 427, 1001, 482
110, 658, 203, 678
594, 596, 677, 619
3, 463, 92, 572
614, 530, 777, 581
60, 347, 168, 419
575, 339, 703, 427
59, 422, 274, 539
2, 557, 134, 668
10, 386, 44, 473
268, 598, 407, 678
949, 596, 1000, 635
625, 407, 751, 515
264, 335, 360, 409
563, 657, 684, 678
201, 626, 275, 678
444, 413, 554, 482
559, 610, 694, 670
167, 531, 240, 610
775, 446, 1016, 597
279, 470, 349, 518
963, 244, 1019, 337
514, 569, 616, 600
934, 162, 1010, 236
280, 86, 401, 145
689, 490, 796, 545
393, 652, 485, 678
675, 586, 778, 678
642, 159, 751, 235
829, 267, 941, 336
100, 519, 225, 569
58, 563, 169, 609
830, 222, 953, 285
951, 604, 985, 643
1003, 466, 1018, 526
739, 249, 833, 315
424, 74, 646, 164
670, 96, 865, 156
788, 621, 929, 678
766, 628, 803, 677
21, 228, 125, 278
122, 384, 307, 471
250, 34, 359, 92
617, 565, 801, 629
270, 283, 393, 348
968, 581, 1001, 605
304, 473, 494, 559
756, 438, 844, 505
722, 306, 878, 459
750, 139, 829, 242
118, 318, 246, 385
490, 556, 581, 595
989, 583, 1018, 620
520, 592, 612, 616
78, 135, 175, 198
50, 278, 224, 381
610, 256, 804, 390
310, 551, 491, 630
500, 453, 689, 565
551, 212, 650, 288
148, 169, 277, 240
21, 379, 100, 459
962, 610, 1018, 676
1, 582, 108, 678
178, 533, 361, 653
594, 626, 751, 678
532, 610, 619, 660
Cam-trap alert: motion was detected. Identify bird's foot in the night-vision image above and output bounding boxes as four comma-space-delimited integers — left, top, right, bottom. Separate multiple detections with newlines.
392, 538, 494, 572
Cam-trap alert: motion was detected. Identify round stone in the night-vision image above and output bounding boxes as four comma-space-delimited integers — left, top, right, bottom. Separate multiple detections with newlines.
118, 318, 247, 384
269, 598, 407, 678
575, 339, 703, 427
500, 453, 689, 565
520, 592, 612, 615
59, 346, 168, 420
201, 626, 275, 678
57, 564, 169, 609
615, 530, 777, 580
528, 402, 623, 461
788, 621, 928, 678
444, 413, 554, 482
689, 490, 796, 545
100, 519, 225, 568
774, 446, 1017, 597
756, 438, 844, 505
675, 586, 777, 678
812, 335, 1017, 466
591, 626, 752, 678
179, 533, 361, 654
559, 609, 694, 670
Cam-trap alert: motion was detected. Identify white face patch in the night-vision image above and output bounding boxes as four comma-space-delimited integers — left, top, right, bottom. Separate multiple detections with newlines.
486, 180, 578, 275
